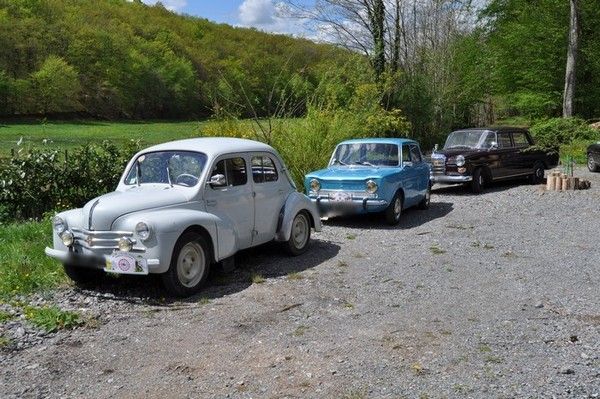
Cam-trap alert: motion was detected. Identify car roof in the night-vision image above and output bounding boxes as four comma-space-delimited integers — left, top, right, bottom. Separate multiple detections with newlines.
453, 126, 529, 133
140, 137, 276, 157
338, 137, 418, 145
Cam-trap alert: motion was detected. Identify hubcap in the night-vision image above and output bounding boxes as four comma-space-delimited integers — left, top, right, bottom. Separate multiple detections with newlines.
177, 242, 205, 288
394, 197, 402, 220
536, 167, 544, 179
589, 157, 595, 170
479, 174, 484, 186
292, 214, 309, 249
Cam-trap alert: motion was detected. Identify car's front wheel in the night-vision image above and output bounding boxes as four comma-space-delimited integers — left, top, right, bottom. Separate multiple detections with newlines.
588, 153, 600, 172
285, 211, 311, 256
162, 232, 210, 297
63, 264, 104, 287
385, 191, 403, 225
471, 167, 485, 194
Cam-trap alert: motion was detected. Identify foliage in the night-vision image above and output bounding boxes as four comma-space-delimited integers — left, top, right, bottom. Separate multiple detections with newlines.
0, 0, 350, 119
24, 305, 82, 332
0, 140, 141, 220
530, 117, 599, 149
0, 220, 65, 298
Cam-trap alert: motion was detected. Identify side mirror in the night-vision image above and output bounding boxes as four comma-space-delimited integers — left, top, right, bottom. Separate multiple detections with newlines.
403, 161, 413, 168
209, 174, 227, 187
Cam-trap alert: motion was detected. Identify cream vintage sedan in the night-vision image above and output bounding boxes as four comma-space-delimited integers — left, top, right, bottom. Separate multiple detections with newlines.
46, 138, 322, 297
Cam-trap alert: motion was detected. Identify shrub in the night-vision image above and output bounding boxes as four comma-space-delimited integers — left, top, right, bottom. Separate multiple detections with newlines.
530, 117, 599, 149
24, 305, 82, 332
0, 140, 141, 222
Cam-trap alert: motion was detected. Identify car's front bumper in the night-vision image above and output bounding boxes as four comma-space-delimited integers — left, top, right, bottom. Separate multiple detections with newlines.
45, 247, 161, 273
431, 174, 472, 184
310, 195, 389, 218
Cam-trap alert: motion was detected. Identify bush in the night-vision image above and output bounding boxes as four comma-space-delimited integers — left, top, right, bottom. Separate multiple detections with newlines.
530, 117, 599, 149
0, 140, 141, 222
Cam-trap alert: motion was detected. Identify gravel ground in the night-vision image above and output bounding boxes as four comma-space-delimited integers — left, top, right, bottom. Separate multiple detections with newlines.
1, 167, 599, 398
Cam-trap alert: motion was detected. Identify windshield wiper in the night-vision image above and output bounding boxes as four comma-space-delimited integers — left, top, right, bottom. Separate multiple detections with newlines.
166, 165, 173, 187
332, 158, 347, 165
447, 145, 473, 150
354, 161, 375, 166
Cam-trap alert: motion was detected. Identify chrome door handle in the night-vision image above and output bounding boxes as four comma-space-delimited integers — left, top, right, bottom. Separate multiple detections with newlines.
206, 200, 217, 206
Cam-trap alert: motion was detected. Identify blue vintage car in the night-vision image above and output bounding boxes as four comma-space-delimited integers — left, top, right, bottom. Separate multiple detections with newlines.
304, 138, 431, 225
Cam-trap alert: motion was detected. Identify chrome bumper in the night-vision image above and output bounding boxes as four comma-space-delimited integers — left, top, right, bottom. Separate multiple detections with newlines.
310, 196, 388, 217
45, 247, 160, 270
431, 174, 472, 184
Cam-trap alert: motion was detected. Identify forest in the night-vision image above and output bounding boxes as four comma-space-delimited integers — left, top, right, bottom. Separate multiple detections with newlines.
0, 0, 599, 144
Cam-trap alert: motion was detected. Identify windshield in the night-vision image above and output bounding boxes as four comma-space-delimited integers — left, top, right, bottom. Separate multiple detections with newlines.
444, 130, 495, 149
331, 143, 399, 167
125, 151, 207, 187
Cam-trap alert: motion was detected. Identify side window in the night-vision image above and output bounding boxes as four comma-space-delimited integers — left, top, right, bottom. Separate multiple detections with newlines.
512, 132, 530, 148
252, 155, 279, 183
497, 132, 513, 149
401, 145, 411, 162
409, 145, 422, 162
211, 157, 247, 187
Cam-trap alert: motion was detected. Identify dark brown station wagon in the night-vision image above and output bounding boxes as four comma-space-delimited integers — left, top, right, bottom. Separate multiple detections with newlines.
430, 127, 558, 193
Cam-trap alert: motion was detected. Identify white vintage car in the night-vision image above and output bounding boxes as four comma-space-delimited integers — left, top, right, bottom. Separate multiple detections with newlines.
45, 138, 322, 297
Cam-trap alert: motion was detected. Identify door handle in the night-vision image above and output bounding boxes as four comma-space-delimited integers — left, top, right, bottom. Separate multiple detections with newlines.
206, 200, 217, 207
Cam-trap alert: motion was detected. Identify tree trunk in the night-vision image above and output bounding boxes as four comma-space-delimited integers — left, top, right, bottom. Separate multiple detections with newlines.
563, 0, 578, 117
368, 0, 386, 79
391, 0, 401, 73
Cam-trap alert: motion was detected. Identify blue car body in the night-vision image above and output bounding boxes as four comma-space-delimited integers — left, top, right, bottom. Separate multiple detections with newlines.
304, 138, 431, 220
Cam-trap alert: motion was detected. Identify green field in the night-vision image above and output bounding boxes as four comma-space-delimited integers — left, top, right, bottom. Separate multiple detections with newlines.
0, 120, 206, 156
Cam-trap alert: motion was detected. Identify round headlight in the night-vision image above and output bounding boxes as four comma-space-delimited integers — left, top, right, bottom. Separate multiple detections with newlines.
118, 237, 133, 252
61, 231, 74, 247
310, 179, 321, 192
456, 155, 466, 167
366, 180, 378, 194
135, 222, 151, 241
53, 216, 66, 234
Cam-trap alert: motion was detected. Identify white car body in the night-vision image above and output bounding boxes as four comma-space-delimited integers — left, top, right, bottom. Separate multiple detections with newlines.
45, 138, 321, 291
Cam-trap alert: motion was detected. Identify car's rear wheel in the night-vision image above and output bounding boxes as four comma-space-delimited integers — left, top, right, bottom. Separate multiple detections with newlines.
385, 191, 403, 225
162, 232, 210, 297
588, 153, 600, 172
285, 211, 311, 256
471, 167, 485, 194
417, 183, 431, 210
63, 263, 104, 287
530, 162, 546, 184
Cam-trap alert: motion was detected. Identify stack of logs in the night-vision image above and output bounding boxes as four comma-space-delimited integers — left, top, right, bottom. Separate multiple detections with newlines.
546, 170, 591, 191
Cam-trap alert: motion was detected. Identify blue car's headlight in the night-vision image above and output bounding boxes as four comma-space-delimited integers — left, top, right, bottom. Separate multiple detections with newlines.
310, 179, 321, 192
366, 180, 378, 194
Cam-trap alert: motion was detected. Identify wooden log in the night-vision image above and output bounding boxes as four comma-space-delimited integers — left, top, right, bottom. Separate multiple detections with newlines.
546, 175, 556, 191
573, 177, 579, 190
561, 177, 568, 191
555, 175, 563, 191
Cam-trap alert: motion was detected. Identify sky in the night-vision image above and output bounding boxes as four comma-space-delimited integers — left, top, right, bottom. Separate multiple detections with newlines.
141, 0, 314, 36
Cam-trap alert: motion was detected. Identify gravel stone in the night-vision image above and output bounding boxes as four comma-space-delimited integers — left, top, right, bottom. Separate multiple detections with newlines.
1, 167, 599, 398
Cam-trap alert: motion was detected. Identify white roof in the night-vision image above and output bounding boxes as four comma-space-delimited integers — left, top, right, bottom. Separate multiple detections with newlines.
141, 137, 276, 157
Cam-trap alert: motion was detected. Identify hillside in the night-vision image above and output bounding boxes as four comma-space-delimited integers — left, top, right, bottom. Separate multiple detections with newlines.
0, 0, 352, 119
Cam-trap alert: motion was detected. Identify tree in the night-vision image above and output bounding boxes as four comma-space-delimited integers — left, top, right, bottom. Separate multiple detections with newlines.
563, 0, 578, 117
31, 56, 81, 114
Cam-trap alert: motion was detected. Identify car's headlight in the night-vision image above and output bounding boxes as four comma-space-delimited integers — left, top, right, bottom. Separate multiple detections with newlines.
310, 179, 321, 192
366, 180, 378, 194
60, 231, 74, 247
456, 155, 465, 167
118, 237, 133, 252
53, 216, 67, 234
135, 222, 151, 241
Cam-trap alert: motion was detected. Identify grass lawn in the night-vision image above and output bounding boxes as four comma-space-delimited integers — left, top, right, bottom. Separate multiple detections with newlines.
0, 120, 206, 156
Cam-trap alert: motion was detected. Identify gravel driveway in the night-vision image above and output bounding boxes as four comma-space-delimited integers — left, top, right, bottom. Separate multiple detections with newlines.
1, 168, 599, 398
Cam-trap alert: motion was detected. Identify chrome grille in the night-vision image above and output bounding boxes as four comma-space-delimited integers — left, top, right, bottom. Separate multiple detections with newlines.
317, 189, 377, 199
71, 228, 145, 252
431, 155, 446, 175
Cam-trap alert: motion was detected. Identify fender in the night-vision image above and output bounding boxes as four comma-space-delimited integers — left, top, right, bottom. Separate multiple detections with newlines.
113, 208, 238, 269
275, 192, 322, 242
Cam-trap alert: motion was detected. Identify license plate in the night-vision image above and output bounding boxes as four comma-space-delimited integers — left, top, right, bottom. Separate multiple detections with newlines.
330, 192, 352, 202
105, 252, 148, 275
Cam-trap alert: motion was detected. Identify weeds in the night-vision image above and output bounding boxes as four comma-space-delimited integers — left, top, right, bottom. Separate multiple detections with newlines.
0, 310, 14, 323
24, 306, 82, 332
251, 273, 265, 284
429, 245, 446, 255
346, 234, 356, 240
287, 272, 303, 281
293, 325, 308, 337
